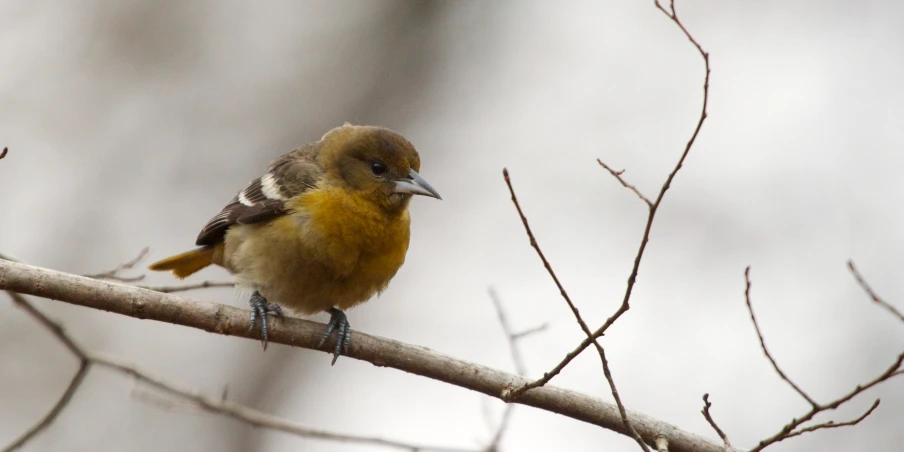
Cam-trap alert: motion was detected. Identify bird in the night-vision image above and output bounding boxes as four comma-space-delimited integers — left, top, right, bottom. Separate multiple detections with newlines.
147, 124, 441, 363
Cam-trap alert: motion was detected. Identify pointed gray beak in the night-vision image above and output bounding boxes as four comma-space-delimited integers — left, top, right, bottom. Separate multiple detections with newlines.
392, 169, 442, 200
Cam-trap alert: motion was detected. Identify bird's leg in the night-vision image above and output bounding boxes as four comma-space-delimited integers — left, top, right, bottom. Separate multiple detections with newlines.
248, 291, 283, 350
317, 307, 351, 365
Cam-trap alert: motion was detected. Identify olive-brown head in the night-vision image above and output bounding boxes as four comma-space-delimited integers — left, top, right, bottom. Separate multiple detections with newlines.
318, 124, 441, 214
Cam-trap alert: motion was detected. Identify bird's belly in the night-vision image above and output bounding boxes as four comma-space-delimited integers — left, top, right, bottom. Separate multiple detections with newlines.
224, 217, 409, 315
260, 249, 405, 314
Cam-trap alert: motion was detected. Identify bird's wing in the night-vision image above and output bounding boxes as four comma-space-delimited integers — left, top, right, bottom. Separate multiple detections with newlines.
195, 143, 323, 246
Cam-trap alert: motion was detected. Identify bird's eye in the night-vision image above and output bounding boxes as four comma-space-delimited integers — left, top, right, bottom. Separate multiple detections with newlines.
370, 161, 387, 176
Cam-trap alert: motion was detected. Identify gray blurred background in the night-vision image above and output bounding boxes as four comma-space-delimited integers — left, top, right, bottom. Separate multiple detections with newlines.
2, 1, 903, 451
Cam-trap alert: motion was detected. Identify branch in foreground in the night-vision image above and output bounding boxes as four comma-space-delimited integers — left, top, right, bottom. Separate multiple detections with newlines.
502, 170, 649, 452
4, 291, 477, 452
0, 259, 738, 452
0, 147, 8, 160
518, 0, 711, 395
743, 267, 903, 452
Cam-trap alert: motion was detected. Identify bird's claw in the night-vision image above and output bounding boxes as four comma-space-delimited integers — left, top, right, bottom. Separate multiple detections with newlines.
248, 291, 283, 350
317, 308, 351, 365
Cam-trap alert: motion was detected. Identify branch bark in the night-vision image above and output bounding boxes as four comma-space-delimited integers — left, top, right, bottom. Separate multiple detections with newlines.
0, 259, 739, 452
5, 291, 475, 452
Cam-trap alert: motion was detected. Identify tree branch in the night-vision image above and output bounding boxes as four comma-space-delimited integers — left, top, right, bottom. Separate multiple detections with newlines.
743, 267, 904, 452
517, 0, 711, 395
0, 259, 739, 452
91, 354, 475, 452
779, 399, 880, 441
3, 362, 89, 452
4, 290, 479, 452
3, 293, 90, 452
138, 281, 236, 293
82, 247, 149, 283
744, 267, 818, 407
502, 170, 649, 451
80, 247, 234, 293
596, 160, 652, 207
486, 287, 545, 451
700, 394, 731, 448
848, 260, 904, 324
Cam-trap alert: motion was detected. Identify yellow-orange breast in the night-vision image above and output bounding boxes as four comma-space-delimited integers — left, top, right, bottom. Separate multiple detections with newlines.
222, 185, 411, 314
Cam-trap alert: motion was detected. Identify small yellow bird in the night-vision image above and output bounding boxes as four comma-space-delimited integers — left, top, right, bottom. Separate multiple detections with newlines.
148, 124, 441, 362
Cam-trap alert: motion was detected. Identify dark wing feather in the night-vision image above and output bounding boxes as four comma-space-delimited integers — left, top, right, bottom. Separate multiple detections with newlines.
195, 143, 322, 246
196, 203, 243, 246
236, 200, 288, 224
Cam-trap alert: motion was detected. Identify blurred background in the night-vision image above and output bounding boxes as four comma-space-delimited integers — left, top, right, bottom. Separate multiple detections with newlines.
2, 0, 903, 451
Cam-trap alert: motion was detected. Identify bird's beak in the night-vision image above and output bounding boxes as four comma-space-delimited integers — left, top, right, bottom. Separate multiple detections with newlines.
393, 169, 442, 200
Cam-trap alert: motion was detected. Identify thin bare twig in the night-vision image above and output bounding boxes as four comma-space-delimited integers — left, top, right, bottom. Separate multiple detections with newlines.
3, 291, 478, 452
90, 355, 475, 452
514, 0, 711, 404
489, 287, 542, 377
8, 291, 86, 361
4, 292, 90, 452
0, 147, 8, 160
486, 287, 546, 451
83, 247, 233, 293
598, 345, 648, 451
498, 3, 710, 450
596, 160, 652, 207
743, 268, 904, 452
511, 324, 548, 341
502, 170, 649, 452
779, 399, 880, 441
848, 260, 904, 324
3, 363, 89, 452
73, 246, 232, 292
744, 267, 818, 407
132, 387, 207, 413
82, 247, 149, 283
138, 281, 235, 293
749, 355, 899, 452
700, 394, 730, 448
500, 170, 595, 342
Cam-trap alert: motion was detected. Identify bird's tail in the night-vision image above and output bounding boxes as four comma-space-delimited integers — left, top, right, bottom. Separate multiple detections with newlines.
148, 247, 215, 279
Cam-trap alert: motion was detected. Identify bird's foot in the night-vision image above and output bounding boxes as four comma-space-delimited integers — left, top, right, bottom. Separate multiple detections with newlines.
248, 291, 283, 350
317, 308, 351, 365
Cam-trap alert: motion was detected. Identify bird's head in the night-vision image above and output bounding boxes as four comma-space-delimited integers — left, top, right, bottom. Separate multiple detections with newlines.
319, 124, 441, 214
